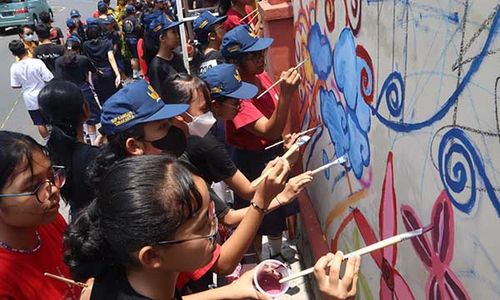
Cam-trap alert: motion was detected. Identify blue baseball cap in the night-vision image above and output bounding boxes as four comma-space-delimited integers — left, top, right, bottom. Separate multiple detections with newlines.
193, 11, 227, 39
97, 0, 108, 10
148, 14, 184, 35
221, 24, 273, 59
102, 15, 115, 25
200, 64, 258, 100
86, 17, 99, 26
66, 35, 81, 49
101, 80, 189, 135
66, 18, 77, 28
126, 4, 136, 14
70, 9, 80, 18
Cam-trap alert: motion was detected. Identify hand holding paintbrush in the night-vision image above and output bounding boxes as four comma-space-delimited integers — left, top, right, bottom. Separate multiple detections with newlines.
257, 58, 308, 100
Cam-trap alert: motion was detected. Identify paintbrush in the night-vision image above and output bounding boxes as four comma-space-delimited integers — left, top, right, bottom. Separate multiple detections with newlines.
240, 8, 259, 23
44, 272, 88, 288
310, 155, 349, 175
251, 135, 312, 188
256, 58, 310, 99
264, 125, 321, 150
279, 225, 434, 284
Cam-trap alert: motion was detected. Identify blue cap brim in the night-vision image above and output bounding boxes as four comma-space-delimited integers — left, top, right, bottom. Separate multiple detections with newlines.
164, 21, 185, 31
224, 82, 258, 100
245, 37, 273, 52
141, 103, 189, 124
212, 15, 227, 26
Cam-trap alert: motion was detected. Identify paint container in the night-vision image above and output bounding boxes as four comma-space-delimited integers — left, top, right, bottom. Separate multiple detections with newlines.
253, 259, 291, 298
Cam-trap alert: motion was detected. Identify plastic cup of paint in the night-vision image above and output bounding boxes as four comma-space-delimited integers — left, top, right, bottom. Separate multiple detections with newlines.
253, 259, 291, 298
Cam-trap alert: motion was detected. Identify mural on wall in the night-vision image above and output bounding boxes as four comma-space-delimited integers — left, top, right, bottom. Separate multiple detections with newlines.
293, 0, 500, 298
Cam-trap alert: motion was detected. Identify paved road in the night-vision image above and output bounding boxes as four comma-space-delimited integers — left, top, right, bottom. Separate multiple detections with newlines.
0, 0, 97, 142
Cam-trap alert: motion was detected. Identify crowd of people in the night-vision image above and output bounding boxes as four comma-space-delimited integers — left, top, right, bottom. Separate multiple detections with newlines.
2, 0, 361, 299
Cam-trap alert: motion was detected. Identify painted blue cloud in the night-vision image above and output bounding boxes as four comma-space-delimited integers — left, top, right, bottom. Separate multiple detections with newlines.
320, 88, 349, 158
307, 23, 333, 81
347, 111, 371, 179
333, 28, 358, 111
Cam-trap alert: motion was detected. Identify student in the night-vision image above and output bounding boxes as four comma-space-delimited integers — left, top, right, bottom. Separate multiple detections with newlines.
38, 80, 99, 220
83, 25, 121, 105
94, 80, 296, 291
145, 14, 187, 93
221, 24, 301, 258
39, 11, 64, 45
101, 16, 124, 75
0, 131, 80, 299
34, 24, 65, 74
93, 0, 114, 19
218, 0, 258, 32
66, 154, 281, 299
69, 9, 87, 41
161, 65, 310, 207
192, 11, 227, 75
55, 36, 101, 144
18, 25, 38, 58
9, 40, 53, 139
141, 0, 166, 30
122, 4, 143, 78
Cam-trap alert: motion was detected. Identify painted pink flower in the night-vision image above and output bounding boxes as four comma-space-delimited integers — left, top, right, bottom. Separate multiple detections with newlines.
401, 191, 471, 300
332, 152, 415, 299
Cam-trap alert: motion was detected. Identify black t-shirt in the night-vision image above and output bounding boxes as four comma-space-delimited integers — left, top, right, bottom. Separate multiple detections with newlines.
147, 53, 187, 93
83, 38, 114, 69
34, 43, 65, 73
91, 269, 182, 300
183, 135, 238, 184
197, 50, 224, 75
66, 143, 99, 219
55, 54, 96, 85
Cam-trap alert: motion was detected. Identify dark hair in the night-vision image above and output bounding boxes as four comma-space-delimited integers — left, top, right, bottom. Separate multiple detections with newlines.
34, 23, 50, 40
87, 125, 144, 188
8, 40, 26, 56
38, 81, 86, 203
85, 25, 102, 40
0, 131, 45, 191
143, 29, 160, 65
160, 74, 211, 107
39, 11, 51, 24
64, 155, 203, 281
63, 40, 81, 67
218, 0, 232, 16
18, 25, 33, 36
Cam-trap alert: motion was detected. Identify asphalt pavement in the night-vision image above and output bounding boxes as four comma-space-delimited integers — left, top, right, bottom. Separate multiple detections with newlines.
0, 0, 96, 142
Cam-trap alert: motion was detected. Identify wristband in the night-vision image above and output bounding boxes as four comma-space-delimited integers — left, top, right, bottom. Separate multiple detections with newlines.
275, 195, 283, 206
250, 201, 268, 214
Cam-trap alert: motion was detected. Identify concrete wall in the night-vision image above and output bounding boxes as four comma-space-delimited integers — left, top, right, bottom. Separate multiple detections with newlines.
292, 0, 500, 299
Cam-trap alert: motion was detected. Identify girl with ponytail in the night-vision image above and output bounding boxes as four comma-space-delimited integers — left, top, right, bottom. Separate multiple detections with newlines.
38, 80, 99, 220
65, 154, 280, 299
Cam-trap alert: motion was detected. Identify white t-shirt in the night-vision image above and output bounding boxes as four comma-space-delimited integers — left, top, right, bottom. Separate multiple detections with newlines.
10, 58, 53, 110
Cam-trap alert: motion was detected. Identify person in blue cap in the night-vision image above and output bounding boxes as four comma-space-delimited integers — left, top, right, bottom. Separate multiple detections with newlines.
69, 9, 87, 41
54, 36, 101, 145
144, 14, 186, 93
221, 24, 302, 260
65, 18, 83, 41
140, 0, 166, 30
123, 4, 143, 79
192, 11, 227, 75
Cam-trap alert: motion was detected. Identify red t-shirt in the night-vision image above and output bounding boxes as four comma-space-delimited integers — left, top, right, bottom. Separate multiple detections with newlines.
137, 38, 149, 80
226, 71, 280, 150
0, 214, 81, 299
223, 5, 256, 32
176, 243, 221, 289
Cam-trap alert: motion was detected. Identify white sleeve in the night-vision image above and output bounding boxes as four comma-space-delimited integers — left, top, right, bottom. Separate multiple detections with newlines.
10, 65, 21, 88
38, 60, 54, 82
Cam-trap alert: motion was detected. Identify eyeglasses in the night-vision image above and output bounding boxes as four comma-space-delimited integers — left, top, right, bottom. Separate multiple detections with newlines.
0, 166, 66, 203
157, 200, 217, 245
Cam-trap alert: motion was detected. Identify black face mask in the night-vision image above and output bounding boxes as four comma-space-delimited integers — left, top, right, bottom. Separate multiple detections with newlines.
145, 126, 186, 157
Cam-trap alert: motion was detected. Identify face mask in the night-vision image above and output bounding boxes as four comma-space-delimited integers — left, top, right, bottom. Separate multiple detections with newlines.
24, 34, 35, 42
186, 111, 217, 137
146, 126, 186, 157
